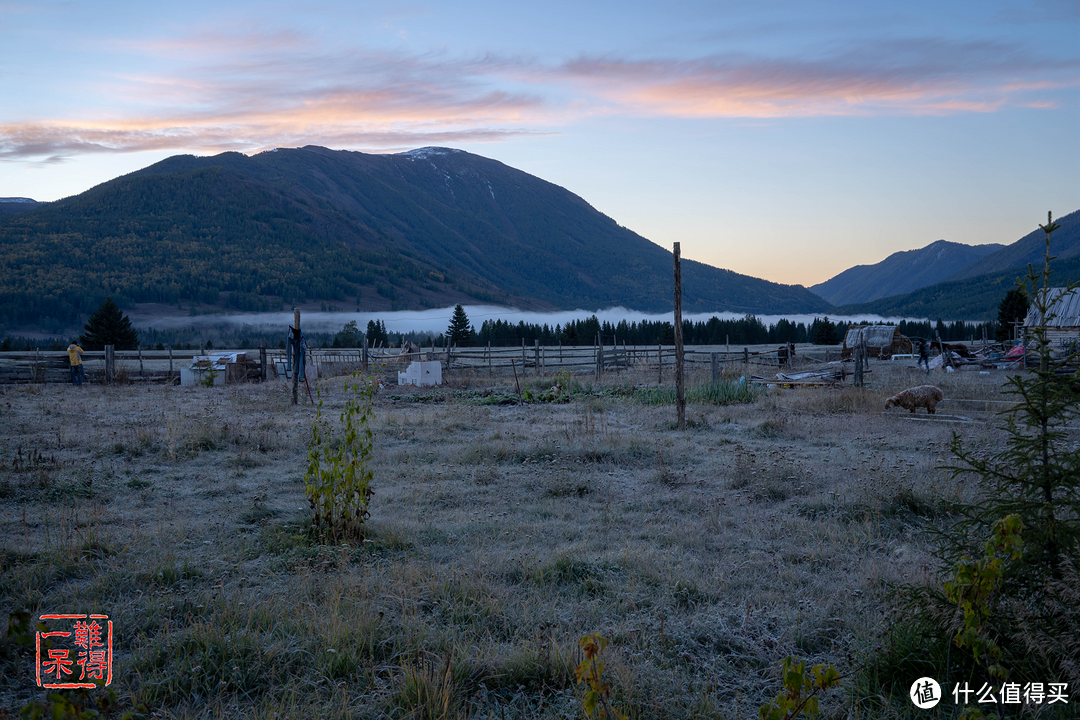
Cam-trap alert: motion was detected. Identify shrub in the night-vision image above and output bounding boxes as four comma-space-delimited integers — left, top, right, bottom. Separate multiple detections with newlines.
305, 373, 377, 543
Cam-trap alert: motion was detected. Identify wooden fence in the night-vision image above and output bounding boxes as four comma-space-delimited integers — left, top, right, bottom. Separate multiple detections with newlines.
0, 341, 819, 385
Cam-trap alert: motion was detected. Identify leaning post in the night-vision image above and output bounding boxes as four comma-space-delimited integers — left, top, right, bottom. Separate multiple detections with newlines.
673, 242, 685, 430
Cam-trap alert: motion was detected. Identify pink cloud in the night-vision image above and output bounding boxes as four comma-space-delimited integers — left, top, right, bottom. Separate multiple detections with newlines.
1, 33, 1074, 161
555, 43, 1078, 118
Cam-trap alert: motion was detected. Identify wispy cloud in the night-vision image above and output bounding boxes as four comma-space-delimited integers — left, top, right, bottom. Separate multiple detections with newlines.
2, 30, 1075, 161
557, 39, 1080, 118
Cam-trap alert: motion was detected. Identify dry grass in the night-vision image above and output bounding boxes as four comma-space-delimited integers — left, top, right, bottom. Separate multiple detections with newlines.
0, 359, 1014, 717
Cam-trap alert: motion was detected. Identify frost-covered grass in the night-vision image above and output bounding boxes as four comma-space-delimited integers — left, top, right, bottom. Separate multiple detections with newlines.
0, 361, 1009, 717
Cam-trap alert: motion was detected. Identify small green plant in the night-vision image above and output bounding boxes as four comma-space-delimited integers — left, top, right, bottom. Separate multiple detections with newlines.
759, 656, 840, 720
19, 688, 148, 719
305, 373, 377, 543
945, 515, 1023, 682
199, 363, 217, 388
575, 633, 626, 720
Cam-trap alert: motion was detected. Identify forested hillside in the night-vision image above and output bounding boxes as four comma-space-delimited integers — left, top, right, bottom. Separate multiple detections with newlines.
0, 146, 831, 330
839, 252, 1080, 320
810, 239, 1003, 306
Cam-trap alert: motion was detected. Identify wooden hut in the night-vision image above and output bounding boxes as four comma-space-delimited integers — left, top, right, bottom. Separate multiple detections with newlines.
841, 325, 911, 360
1024, 287, 1080, 353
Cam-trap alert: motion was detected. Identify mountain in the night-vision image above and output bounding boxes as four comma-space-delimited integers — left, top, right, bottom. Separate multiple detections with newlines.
946, 209, 1080, 280
810, 239, 1004, 306
0, 146, 830, 328
0, 198, 40, 214
835, 209, 1080, 320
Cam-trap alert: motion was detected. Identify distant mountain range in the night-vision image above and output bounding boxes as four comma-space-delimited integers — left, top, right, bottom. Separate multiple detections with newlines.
809, 240, 1004, 306
0, 146, 829, 329
2, 145, 1077, 331
832, 209, 1080, 320
0, 197, 41, 214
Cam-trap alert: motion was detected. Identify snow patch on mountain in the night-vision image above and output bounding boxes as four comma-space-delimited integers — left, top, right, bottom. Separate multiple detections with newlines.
400, 147, 462, 160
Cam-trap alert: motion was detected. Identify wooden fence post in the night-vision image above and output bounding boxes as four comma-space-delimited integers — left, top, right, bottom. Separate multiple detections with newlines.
673, 242, 685, 430
534, 339, 540, 376
595, 333, 601, 381
363, 337, 369, 372
138, 348, 144, 378
658, 344, 662, 384
487, 341, 492, 376
104, 345, 114, 385
169, 346, 174, 381
743, 347, 749, 366
292, 309, 300, 405
711, 352, 719, 381
259, 347, 267, 381
854, 330, 865, 387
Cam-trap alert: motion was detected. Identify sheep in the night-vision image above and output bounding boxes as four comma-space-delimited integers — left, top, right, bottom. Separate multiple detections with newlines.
884, 385, 943, 414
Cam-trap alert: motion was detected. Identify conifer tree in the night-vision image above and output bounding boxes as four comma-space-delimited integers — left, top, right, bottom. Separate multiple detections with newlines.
365, 319, 388, 347
914, 212, 1080, 686
79, 297, 139, 350
447, 304, 473, 347
995, 287, 1030, 342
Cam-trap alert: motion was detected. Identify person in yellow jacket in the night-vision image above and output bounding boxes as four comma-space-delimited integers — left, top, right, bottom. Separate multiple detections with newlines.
67, 341, 84, 386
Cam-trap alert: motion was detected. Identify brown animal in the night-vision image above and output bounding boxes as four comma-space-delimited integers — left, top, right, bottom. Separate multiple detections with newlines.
885, 385, 943, 414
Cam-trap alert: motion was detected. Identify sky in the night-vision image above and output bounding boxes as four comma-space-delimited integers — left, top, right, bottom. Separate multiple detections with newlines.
1, 0, 1078, 288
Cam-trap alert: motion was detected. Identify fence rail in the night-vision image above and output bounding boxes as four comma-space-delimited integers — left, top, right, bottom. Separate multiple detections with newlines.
0, 342, 824, 385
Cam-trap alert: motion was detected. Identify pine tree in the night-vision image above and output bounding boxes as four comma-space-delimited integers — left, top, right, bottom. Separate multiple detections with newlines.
919, 212, 1080, 685
79, 297, 139, 350
995, 287, 1030, 342
365, 319, 388, 347
447, 304, 473, 347
809, 316, 838, 345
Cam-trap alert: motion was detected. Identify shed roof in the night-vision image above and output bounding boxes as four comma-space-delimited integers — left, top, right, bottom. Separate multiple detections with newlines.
1024, 288, 1080, 328
843, 325, 898, 348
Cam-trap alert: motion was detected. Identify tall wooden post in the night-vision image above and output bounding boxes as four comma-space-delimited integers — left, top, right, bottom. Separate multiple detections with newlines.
534, 339, 540, 376
138, 347, 144, 377
711, 352, 719, 382
487, 341, 492, 376
673, 242, 685, 430
104, 345, 114, 385
596, 333, 601, 381
363, 337, 369, 372
168, 346, 174, 381
292, 309, 300, 405
854, 330, 865, 387
259, 346, 267, 381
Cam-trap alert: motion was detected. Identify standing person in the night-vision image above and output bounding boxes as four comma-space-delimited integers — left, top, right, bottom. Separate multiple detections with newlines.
67, 340, 85, 386
917, 339, 930, 375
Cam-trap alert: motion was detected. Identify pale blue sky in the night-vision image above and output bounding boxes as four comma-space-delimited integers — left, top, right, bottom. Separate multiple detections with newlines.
2, 0, 1077, 286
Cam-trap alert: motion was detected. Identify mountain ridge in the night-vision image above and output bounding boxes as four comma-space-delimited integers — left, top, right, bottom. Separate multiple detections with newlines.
810, 239, 1004, 306
0, 146, 831, 329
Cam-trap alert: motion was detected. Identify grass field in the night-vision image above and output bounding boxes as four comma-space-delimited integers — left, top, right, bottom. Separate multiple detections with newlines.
0, 358, 1013, 718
